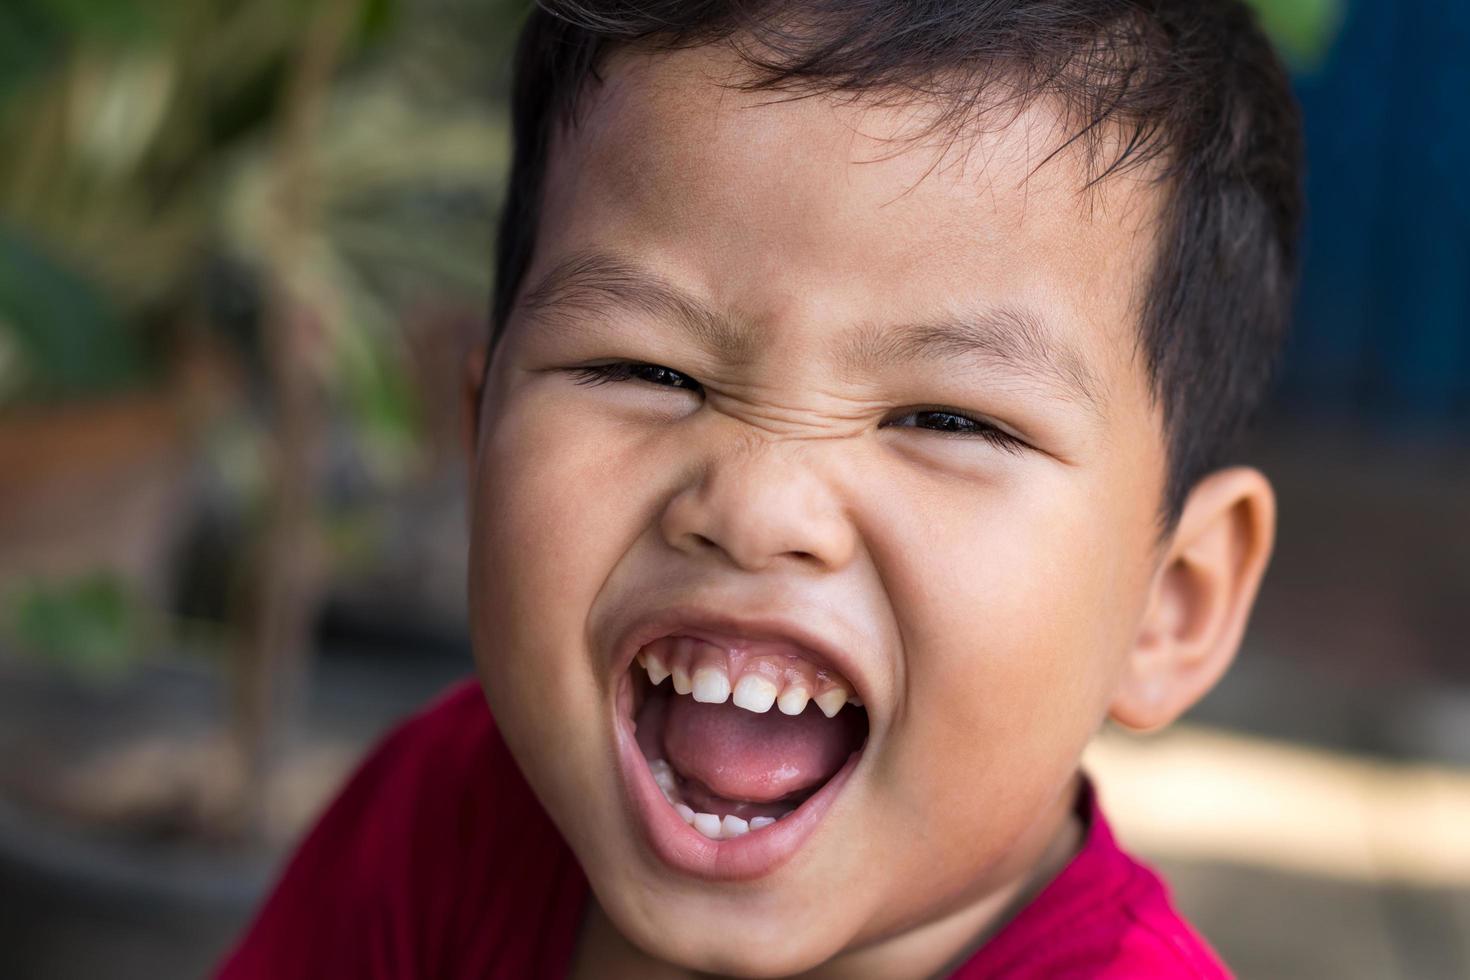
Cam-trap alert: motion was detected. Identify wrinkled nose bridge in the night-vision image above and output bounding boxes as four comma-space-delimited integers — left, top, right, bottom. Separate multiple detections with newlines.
658, 438, 855, 572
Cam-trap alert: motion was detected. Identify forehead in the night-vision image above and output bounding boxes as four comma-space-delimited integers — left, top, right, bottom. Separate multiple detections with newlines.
533, 43, 1163, 398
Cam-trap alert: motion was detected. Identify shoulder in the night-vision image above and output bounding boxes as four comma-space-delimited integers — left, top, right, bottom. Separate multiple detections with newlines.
1054, 852, 1231, 979
369, 678, 567, 865
371, 675, 499, 765
341, 677, 524, 839
287, 679, 516, 879
341, 677, 573, 901
216, 678, 586, 980
362, 677, 506, 801
953, 779, 1231, 980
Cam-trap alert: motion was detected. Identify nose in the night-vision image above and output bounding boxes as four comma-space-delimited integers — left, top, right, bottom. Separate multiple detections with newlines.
658, 442, 857, 573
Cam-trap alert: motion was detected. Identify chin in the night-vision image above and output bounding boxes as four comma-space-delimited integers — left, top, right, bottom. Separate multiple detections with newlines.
605, 888, 854, 979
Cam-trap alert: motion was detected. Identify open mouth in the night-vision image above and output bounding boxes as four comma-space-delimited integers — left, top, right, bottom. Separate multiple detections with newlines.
623, 631, 870, 843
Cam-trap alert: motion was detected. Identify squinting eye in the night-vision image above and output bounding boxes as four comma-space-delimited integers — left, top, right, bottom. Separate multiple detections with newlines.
567, 361, 704, 393
884, 409, 1026, 454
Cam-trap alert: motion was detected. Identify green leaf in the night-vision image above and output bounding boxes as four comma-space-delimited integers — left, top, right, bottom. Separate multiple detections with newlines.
32, 0, 169, 44
338, 322, 421, 465
0, 3, 67, 97
357, 0, 400, 45
6, 572, 147, 678
1245, 0, 1347, 71
0, 223, 145, 403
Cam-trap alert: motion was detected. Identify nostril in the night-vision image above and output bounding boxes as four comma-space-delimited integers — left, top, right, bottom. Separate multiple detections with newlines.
694, 536, 818, 568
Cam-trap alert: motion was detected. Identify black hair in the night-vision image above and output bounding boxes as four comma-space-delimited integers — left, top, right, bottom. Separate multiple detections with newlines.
492, 0, 1303, 525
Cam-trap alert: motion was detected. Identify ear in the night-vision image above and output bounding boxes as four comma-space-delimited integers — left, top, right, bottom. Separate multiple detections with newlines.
460, 343, 489, 460
1110, 467, 1277, 732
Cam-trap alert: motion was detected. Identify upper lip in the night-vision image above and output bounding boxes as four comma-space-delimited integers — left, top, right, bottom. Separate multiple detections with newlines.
610, 603, 874, 706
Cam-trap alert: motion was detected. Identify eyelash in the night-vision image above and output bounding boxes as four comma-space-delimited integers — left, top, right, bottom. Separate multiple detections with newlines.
566, 361, 1027, 453
569, 361, 703, 392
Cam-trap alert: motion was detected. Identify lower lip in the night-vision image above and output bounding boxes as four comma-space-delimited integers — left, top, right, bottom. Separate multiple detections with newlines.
612, 693, 863, 882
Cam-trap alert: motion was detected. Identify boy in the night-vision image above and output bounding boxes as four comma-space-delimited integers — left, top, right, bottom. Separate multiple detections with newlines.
218, 0, 1300, 976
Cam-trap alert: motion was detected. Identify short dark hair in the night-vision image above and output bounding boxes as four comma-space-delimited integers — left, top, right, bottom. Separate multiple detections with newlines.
492, 0, 1303, 525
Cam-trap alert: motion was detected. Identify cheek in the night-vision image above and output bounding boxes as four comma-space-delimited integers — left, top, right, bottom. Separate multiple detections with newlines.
863, 465, 1143, 861
468, 383, 654, 727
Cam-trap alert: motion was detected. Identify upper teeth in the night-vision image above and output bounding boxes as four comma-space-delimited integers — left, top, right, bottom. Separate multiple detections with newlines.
692, 665, 732, 704
732, 675, 778, 712
777, 685, 811, 716
639, 636, 862, 715
645, 657, 672, 686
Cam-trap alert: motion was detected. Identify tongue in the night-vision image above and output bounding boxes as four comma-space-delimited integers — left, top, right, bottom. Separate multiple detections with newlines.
662, 694, 863, 803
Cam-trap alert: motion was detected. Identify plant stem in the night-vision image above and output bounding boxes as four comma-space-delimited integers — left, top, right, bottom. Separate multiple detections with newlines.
229, 0, 359, 839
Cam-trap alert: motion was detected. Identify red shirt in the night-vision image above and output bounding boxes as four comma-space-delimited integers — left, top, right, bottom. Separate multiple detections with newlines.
216, 679, 1230, 979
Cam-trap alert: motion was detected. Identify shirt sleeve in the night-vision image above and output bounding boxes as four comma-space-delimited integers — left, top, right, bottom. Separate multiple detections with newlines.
214, 716, 433, 980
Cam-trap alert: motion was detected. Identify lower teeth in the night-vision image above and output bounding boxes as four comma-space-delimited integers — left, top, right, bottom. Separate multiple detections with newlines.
648, 757, 792, 839
650, 758, 680, 799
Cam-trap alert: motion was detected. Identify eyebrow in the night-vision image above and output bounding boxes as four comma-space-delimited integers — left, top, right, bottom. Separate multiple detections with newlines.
520, 249, 1102, 410
836, 307, 1103, 411
521, 250, 760, 364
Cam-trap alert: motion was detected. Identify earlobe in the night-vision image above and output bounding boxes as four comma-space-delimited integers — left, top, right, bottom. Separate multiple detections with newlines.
461, 343, 489, 460
1110, 467, 1277, 732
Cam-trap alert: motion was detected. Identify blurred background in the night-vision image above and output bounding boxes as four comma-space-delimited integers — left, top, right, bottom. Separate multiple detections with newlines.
0, 1, 1464, 977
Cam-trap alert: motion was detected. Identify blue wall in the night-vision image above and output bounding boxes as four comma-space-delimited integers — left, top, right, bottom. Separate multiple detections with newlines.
1280, 0, 1470, 427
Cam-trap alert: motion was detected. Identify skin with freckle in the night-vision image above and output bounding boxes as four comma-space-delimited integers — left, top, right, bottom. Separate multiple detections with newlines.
465, 43, 1245, 980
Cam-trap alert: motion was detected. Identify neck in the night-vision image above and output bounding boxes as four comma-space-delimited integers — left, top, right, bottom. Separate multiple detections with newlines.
801, 772, 1086, 980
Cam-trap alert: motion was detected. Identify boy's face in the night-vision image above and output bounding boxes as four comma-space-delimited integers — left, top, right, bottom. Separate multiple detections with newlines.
469, 46, 1171, 975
